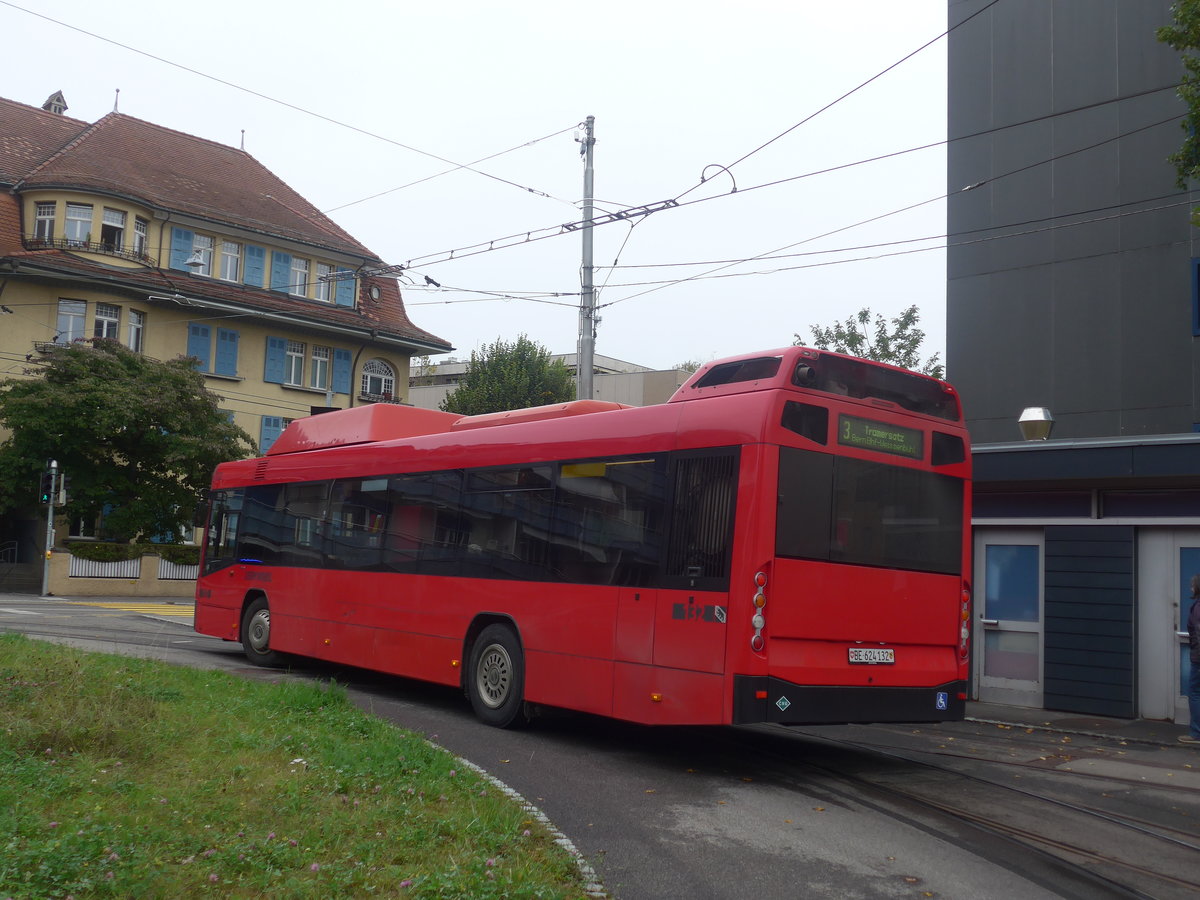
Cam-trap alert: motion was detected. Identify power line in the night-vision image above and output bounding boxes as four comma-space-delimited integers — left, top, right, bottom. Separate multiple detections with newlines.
670, 0, 1006, 204
0, 0, 572, 207
594, 112, 1183, 311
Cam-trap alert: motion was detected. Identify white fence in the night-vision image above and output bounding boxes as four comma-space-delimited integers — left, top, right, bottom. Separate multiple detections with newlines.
68, 555, 142, 579
157, 558, 199, 580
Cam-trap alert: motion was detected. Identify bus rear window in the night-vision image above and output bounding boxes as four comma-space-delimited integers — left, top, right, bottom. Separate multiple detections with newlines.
793, 354, 959, 421
777, 446, 962, 575
694, 356, 782, 387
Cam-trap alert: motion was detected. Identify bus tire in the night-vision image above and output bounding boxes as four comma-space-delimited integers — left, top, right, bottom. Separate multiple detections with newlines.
468, 624, 526, 728
241, 597, 284, 667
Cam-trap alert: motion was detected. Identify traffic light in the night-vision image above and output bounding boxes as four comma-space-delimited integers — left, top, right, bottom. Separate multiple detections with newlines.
38, 472, 55, 504
60, 474, 71, 506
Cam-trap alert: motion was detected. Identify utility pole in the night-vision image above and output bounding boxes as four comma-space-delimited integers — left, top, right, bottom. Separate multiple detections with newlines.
576, 115, 596, 401
40, 459, 57, 596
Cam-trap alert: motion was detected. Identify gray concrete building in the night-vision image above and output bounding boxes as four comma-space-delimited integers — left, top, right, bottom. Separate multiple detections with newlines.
947, 1, 1199, 726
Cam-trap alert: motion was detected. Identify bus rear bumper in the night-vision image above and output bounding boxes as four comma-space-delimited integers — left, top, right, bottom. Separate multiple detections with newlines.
732, 675, 967, 725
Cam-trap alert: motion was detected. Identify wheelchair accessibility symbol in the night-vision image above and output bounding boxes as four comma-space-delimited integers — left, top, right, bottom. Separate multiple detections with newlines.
935, 692, 948, 711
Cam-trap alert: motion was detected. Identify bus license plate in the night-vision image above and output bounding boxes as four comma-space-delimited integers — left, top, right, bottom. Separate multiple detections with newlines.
848, 647, 895, 664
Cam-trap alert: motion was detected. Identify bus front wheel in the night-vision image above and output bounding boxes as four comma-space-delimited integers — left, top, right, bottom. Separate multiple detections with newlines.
468, 624, 526, 728
241, 597, 284, 667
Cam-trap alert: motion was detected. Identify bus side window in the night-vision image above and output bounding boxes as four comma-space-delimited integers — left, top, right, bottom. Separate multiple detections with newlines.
665, 450, 738, 587
326, 477, 389, 571
203, 489, 243, 573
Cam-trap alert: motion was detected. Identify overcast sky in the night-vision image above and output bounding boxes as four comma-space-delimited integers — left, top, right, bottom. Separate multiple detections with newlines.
4, 0, 949, 372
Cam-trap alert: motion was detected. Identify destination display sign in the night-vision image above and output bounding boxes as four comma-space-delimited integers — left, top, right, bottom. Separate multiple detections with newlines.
837, 414, 923, 460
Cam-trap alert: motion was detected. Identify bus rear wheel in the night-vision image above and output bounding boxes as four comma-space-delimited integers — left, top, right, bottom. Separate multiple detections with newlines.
241, 597, 284, 667
468, 624, 526, 728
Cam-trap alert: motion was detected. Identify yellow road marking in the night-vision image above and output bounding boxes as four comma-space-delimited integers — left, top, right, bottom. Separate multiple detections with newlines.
67, 601, 193, 617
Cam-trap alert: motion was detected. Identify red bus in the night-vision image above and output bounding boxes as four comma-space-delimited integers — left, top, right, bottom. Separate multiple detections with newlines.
195, 346, 972, 728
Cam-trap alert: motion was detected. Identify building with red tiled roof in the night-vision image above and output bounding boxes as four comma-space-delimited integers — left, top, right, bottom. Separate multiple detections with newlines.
0, 94, 451, 453
0, 93, 452, 570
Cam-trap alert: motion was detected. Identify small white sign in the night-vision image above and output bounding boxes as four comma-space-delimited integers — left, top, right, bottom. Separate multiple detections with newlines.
848, 647, 895, 664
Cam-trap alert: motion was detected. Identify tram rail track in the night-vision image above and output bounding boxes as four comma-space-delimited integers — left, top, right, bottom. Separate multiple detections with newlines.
728, 726, 1200, 899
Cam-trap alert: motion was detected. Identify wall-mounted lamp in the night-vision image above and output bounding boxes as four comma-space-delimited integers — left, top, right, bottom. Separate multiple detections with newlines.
1018, 407, 1055, 441
184, 250, 205, 269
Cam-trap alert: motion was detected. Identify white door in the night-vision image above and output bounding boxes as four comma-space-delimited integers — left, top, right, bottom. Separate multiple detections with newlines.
973, 529, 1044, 707
1136, 529, 1200, 724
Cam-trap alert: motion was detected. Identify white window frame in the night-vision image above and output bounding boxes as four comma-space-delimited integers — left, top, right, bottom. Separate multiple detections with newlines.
220, 241, 241, 282
100, 208, 126, 250
285, 340, 305, 386
290, 256, 310, 296
133, 217, 148, 256
310, 345, 330, 390
315, 263, 333, 302
192, 233, 214, 277
34, 202, 55, 241
94, 302, 120, 339
360, 358, 396, 399
64, 203, 92, 245
128, 309, 145, 353
56, 299, 86, 343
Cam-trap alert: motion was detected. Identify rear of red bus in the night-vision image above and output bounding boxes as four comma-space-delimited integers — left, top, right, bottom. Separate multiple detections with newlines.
672, 348, 972, 725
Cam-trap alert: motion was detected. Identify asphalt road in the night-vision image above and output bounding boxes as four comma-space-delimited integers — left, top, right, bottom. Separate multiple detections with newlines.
3, 596, 1198, 899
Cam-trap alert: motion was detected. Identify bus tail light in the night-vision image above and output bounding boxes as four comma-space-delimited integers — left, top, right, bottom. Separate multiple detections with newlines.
751, 571, 767, 652
958, 582, 972, 660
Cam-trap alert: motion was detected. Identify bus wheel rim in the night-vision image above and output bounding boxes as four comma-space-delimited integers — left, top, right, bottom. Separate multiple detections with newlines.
248, 609, 270, 653
477, 644, 512, 709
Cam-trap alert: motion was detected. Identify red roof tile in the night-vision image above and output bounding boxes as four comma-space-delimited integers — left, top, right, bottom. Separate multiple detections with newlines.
0, 95, 450, 351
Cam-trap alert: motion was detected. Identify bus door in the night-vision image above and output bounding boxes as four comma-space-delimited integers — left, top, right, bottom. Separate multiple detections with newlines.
653, 450, 738, 674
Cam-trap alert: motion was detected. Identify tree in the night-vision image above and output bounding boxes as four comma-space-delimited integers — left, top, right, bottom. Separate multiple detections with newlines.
800, 305, 945, 379
672, 359, 706, 373
1159, 3, 1200, 199
441, 335, 575, 415
0, 339, 254, 541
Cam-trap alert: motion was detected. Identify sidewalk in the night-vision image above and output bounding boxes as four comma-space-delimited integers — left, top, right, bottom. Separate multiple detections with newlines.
965, 700, 1192, 747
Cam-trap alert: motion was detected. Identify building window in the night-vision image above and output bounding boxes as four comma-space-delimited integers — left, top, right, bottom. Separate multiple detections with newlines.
100, 208, 125, 250
360, 358, 396, 399
34, 202, 55, 241
220, 241, 241, 282
290, 257, 310, 296
56, 299, 86, 343
310, 345, 330, 391
315, 263, 333, 302
133, 218, 148, 256
285, 340, 305, 386
94, 303, 120, 339
64, 203, 92, 245
128, 309, 145, 352
193, 233, 213, 276
260, 416, 294, 453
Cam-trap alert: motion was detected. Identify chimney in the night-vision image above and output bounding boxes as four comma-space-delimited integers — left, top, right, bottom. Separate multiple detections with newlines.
41, 91, 68, 115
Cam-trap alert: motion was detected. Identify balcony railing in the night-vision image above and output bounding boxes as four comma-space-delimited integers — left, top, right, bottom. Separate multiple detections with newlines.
23, 236, 155, 266
358, 392, 403, 405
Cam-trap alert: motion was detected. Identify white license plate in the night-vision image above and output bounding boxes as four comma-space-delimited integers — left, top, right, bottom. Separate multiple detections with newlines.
848, 647, 895, 664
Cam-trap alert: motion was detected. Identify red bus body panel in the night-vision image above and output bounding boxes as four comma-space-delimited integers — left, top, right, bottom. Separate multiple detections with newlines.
195, 347, 971, 727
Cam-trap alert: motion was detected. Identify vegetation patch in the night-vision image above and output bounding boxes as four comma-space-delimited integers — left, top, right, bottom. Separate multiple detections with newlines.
0, 635, 587, 898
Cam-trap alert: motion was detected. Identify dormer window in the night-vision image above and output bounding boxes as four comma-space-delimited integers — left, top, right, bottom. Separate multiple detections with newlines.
34, 202, 55, 241
65, 203, 92, 246
101, 208, 125, 251
290, 256, 310, 296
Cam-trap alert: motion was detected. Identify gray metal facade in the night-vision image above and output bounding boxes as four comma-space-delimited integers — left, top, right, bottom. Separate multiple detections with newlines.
947, 0, 1200, 442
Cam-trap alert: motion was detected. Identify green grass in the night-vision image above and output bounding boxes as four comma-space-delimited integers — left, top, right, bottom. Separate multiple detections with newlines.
0, 634, 590, 898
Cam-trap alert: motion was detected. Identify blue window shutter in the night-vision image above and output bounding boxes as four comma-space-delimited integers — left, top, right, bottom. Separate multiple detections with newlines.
187, 322, 211, 371
334, 269, 355, 307
264, 336, 287, 383
215, 328, 239, 376
244, 245, 266, 287
260, 416, 283, 453
332, 348, 352, 395
169, 228, 194, 270
270, 251, 292, 292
